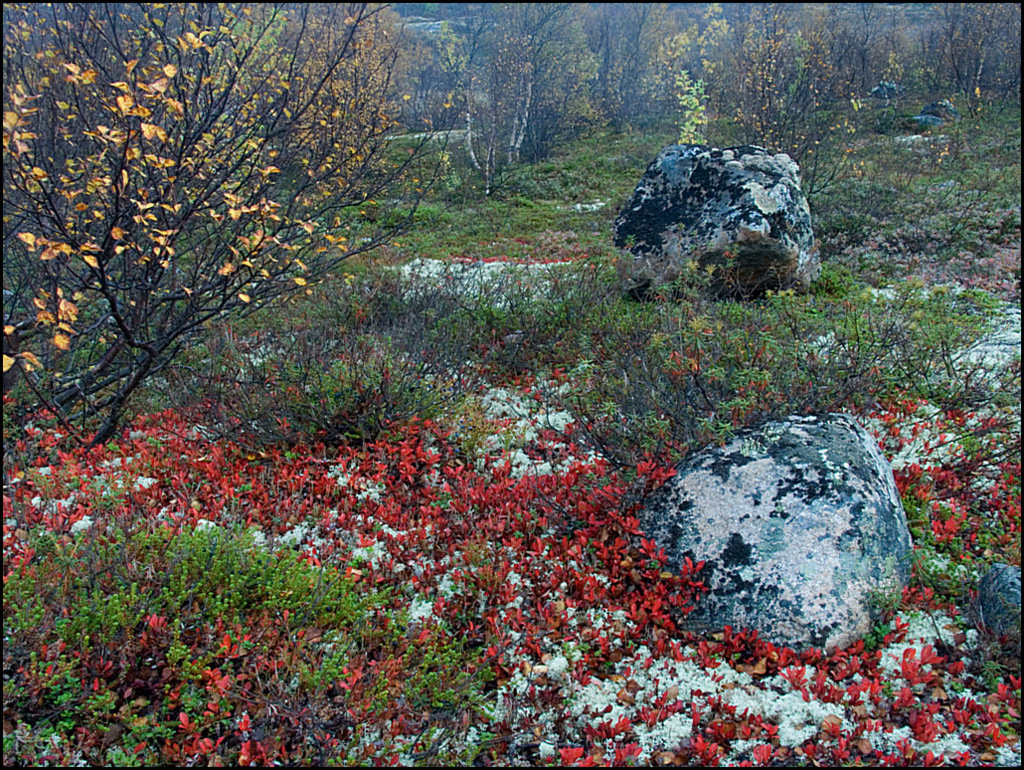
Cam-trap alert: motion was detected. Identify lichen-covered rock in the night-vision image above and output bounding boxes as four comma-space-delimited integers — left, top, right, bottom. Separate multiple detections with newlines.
638, 413, 912, 652
870, 81, 904, 100
920, 99, 960, 121
977, 564, 1021, 638
613, 144, 820, 299
910, 113, 946, 129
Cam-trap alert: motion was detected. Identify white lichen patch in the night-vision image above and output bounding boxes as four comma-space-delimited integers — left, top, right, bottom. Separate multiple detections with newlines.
395, 257, 570, 305
327, 465, 386, 503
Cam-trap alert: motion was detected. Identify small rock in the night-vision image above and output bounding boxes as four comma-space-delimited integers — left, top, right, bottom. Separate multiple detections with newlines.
977, 563, 1021, 638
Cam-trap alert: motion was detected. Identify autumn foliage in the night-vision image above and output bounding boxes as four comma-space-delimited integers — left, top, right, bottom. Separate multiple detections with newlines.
2, 3, 423, 445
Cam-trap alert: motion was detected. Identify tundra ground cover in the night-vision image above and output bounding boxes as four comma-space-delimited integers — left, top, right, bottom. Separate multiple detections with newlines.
2, 384, 1020, 765
3, 112, 1021, 765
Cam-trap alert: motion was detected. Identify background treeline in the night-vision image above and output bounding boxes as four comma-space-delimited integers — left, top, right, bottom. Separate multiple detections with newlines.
389, 2, 1021, 191
2, 2, 1020, 446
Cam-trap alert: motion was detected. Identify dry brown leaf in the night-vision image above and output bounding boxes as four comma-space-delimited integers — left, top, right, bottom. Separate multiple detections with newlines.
821, 714, 843, 731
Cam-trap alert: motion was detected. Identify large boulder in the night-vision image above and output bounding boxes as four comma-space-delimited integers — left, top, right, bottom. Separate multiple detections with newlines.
638, 413, 913, 652
613, 144, 820, 299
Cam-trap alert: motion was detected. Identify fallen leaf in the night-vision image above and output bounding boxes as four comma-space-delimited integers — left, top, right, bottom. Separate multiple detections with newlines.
821, 714, 843, 732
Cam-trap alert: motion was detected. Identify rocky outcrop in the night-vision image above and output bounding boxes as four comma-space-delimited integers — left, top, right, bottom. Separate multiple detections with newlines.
638, 413, 913, 652
909, 100, 961, 129
613, 144, 820, 299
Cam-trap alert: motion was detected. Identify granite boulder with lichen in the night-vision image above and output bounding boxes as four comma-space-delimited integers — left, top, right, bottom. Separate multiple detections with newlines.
639, 413, 913, 651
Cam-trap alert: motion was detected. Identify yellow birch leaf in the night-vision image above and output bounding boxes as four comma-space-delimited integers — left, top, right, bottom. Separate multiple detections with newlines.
58, 298, 78, 321
238, 293, 251, 303
163, 63, 178, 78
218, 263, 235, 276
293, 276, 307, 286
117, 93, 134, 114
20, 350, 42, 369
83, 253, 99, 268
52, 333, 70, 350
3, 354, 14, 373
17, 232, 36, 248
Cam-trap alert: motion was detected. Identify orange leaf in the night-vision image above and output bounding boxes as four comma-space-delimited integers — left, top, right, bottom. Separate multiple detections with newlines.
52, 332, 71, 350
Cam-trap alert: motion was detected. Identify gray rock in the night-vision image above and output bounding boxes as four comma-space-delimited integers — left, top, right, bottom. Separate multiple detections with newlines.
920, 99, 960, 121
978, 564, 1021, 638
870, 81, 904, 100
910, 114, 946, 129
613, 144, 820, 299
638, 413, 913, 652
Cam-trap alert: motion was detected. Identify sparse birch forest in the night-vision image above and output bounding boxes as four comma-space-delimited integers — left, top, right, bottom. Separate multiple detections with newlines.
3, 3, 1021, 766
